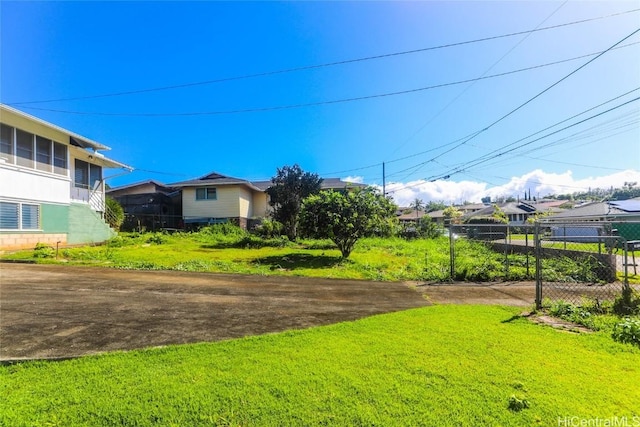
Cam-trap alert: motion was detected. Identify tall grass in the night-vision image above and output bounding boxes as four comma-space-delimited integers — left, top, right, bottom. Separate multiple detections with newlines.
1, 227, 618, 282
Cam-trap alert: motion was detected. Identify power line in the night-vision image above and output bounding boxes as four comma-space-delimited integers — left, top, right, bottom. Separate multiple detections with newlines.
319, 86, 639, 178
385, 94, 640, 194
385, 0, 568, 159
7, 8, 638, 106
454, 106, 640, 177
427, 96, 640, 182
387, 26, 640, 186
14, 41, 639, 118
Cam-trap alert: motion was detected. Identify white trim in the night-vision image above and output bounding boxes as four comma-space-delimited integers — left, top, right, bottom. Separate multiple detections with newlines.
1, 104, 110, 151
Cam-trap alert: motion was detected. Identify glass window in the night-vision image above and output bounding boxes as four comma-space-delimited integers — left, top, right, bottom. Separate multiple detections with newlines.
0, 124, 14, 163
75, 159, 89, 188
0, 202, 19, 229
36, 136, 52, 172
196, 188, 217, 200
89, 163, 102, 189
21, 204, 40, 229
16, 129, 34, 168
53, 142, 68, 175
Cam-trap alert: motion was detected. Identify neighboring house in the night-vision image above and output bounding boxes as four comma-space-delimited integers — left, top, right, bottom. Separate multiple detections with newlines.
169, 172, 267, 229
0, 104, 131, 250
106, 180, 182, 231
164, 173, 367, 230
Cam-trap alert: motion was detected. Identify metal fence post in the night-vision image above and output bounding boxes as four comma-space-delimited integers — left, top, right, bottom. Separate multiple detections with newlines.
525, 230, 530, 277
534, 221, 542, 310
449, 224, 455, 280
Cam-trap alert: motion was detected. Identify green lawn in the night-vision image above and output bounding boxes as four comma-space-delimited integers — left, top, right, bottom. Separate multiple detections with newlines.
5, 229, 628, 283
1, 305, 638, 426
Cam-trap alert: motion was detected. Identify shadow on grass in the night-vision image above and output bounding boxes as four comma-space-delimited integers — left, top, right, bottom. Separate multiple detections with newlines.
253, 253, 345, 270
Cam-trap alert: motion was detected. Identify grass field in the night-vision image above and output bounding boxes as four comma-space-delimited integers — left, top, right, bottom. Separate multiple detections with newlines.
1, 305, 638, 426
5, 227, 633, 283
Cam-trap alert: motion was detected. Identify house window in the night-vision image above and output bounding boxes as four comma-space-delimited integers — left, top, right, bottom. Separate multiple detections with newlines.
36, 136, 52, 172
0, 124, 14, 163
75, 159, 89, 188
196, 188, 217, 200
53, 142, 67, 175
0, 202, 19, 229
16, 129, 34, 168
74, 159, 102, 189
0, 202, 39, 230
21, 204, 40, 229
89, 163, 102, 190
1, 123, 70, 175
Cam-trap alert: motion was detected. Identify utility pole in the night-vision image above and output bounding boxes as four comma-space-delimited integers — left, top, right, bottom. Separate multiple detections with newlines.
382, 162, 386, 196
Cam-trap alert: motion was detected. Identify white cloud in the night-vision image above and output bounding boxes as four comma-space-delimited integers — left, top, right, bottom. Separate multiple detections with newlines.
380, 169, 640, 207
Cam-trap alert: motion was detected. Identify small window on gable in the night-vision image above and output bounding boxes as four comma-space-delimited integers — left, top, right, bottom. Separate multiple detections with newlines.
196, 187, 217, 200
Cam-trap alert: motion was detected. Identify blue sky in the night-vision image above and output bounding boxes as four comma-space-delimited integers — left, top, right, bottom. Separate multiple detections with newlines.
2, 1, 639, 205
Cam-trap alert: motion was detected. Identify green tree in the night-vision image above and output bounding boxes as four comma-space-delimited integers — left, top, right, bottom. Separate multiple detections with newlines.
266, 164, 323, 241
426, 201, 447, 212
299, 188, 397, 258
612, 182, 640, 200
491, 204, 509, 224
105, 196, 124, 230
443, 206, 463, 224
416, 215, 441, 239
410, 198, 424, 220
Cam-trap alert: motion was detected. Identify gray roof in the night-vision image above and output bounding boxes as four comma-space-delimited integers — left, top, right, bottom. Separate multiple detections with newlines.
464, 202, 537, 218
107, 180, 174, 194
251, 178, 367, 192
546, 200, 640, 221
170, 171, 262, 191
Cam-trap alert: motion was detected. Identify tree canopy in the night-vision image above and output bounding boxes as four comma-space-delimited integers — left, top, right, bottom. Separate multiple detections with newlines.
299, 187, 397, 258
266, 164, 323, 241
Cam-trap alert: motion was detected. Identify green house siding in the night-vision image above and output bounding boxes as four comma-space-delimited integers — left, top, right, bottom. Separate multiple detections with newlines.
41, 204, 70, 234
67, 203, 115, 244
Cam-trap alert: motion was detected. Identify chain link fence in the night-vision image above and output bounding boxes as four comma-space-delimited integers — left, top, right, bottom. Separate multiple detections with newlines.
448, 222, 537, 282
534, 220, 640, 308
446, 220, 640, 307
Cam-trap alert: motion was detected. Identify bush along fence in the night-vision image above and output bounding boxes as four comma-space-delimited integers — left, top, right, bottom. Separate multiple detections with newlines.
447, 220, 640, 307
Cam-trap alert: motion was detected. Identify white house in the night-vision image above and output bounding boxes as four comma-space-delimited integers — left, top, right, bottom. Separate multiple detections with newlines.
0, 105, 132, 250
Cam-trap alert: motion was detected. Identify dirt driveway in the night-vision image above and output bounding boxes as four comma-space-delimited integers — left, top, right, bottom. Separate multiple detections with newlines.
1, 264, 539, 361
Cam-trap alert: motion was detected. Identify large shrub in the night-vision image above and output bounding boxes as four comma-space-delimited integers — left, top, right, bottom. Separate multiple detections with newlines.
105, 196, 124, 230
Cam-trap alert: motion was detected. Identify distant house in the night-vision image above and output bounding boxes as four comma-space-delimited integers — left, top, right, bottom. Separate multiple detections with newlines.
106, 180, 182, 231
545, 199, 640, 242
463, 201, 564, 225
0, 104, 131, 250
546, 199, 640, 222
